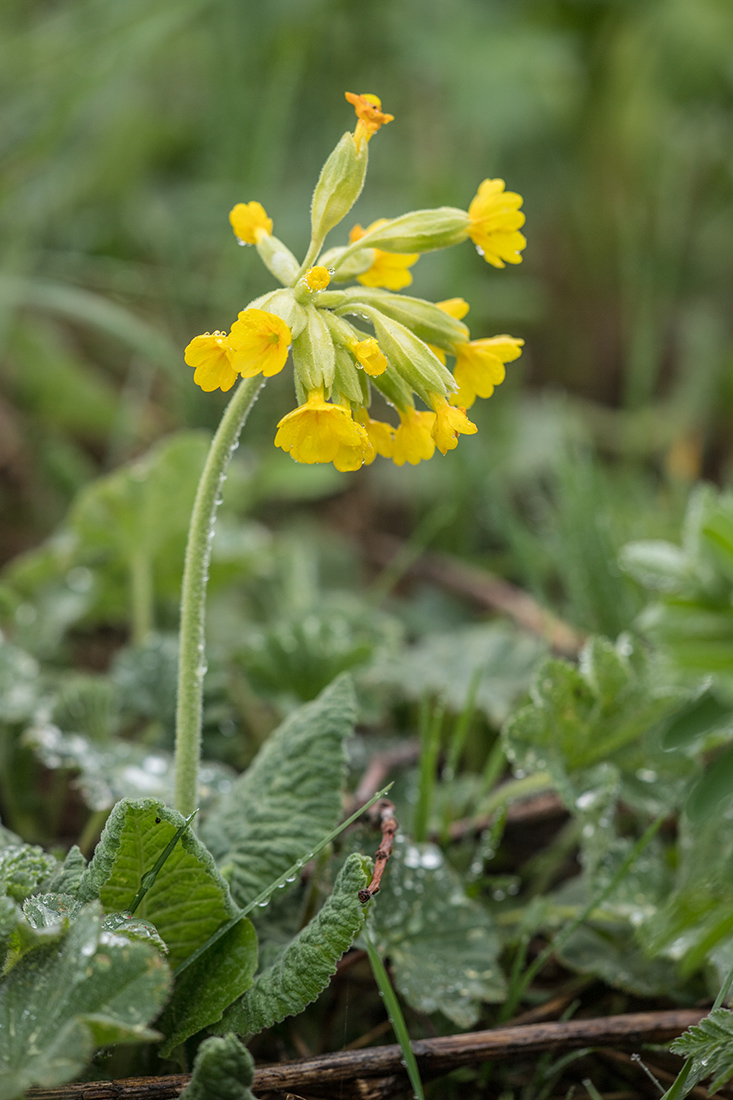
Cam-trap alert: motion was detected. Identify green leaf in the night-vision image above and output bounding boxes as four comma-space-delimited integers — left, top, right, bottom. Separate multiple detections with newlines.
0, 642, 41, 724
0, 902, 171, 1099
44, 846, 87, 896
218, 853, 370, 1036
180, 1034, 258, 1100
159, 918, 257, 1056
671, 1007, 733, 1094
201, 675, 356, 908
0, 844, 58, 903
369, 622, 546, 725
78, 799, 238, 969
370, 837, 506, 1028
556, 920, 678, 998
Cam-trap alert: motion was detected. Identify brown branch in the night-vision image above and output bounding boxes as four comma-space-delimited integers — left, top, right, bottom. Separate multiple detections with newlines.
24, 1010, 706, 1100
366, 532, 585, 658
358, 798, 398, 903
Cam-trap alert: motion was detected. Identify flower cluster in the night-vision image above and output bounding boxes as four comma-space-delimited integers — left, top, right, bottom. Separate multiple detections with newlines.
184, 92, 526, 469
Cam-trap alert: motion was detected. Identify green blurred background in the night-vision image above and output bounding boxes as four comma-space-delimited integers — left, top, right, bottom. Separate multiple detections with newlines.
2, 0, 733, 633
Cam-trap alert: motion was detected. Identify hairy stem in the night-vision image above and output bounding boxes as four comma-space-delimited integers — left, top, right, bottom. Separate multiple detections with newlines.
174, 376, 264, 816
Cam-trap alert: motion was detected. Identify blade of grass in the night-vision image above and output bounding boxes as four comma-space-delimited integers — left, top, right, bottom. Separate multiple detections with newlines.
364, 929, 425, 1100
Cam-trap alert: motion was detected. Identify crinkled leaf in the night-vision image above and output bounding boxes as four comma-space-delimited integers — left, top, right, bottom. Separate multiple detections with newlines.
557, 922, 678, 998
0, 844, 57, 903
671, 1007, 733, 1093
201, 675, 356, 909
23, 893, 84, 930
43, 845, 87, 895
370, 837, 505, 1028
0, 902, 171, 1099
159, 918, 257, 1056
218, 853, 370, 1036
180, 1033, 258, 1100
78, 799, 237, 968
369, 623, 545, 726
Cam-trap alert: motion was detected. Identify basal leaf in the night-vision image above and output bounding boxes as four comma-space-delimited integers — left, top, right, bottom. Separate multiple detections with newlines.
78, 799, 238, 969
370, 837, 505, 1028
159, 918, 258, 1056
180, 1033, 257, 1100
0, 902, 170, 1100
201, 675, 356, 908
0, 642, 41, 724
217, 853, 370, 1036
0, 844, 58, 903
671, 1007, 733, 1093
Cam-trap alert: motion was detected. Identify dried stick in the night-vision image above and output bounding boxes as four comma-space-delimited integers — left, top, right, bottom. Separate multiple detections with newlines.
24, 1009, 706, 1100
366, 532, 584, 658
359, 798, 398, 903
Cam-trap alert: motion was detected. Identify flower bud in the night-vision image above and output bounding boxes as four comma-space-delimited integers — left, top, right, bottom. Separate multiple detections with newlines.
292, 305, 336, 394
333, 345, 369, 406
337, 287, 469, 348
247, 288, 307, 339
310, 132, 369, 245
346, 207, 470, 254
254, 233, 300, 286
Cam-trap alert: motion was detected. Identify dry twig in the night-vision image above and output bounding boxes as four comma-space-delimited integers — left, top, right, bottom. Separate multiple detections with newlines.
358, 798, 398, 904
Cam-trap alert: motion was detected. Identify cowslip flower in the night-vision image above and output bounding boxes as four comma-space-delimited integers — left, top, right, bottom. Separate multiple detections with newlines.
229, 201, 273, 245
274, 390, 373, 471
451, 336, 525, 408
468, 179, 526, 268
345, 92, 394, 151
349, 221, 419, 290
184, 331, 239, 393
430, 397, 477, 455
228, 309, 292, 378
185, 92, 526, 473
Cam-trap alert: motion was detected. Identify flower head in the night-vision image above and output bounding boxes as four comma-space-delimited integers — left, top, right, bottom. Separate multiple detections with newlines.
345, 92, 394, 151
275, 390, 373, 470
350, 221, 419, 290
430, 396, 477, 454
351, 337, 389, 377
229, 201, 273, 245
228, 309, 291, 378
355, 408, 395, 460
468, 179, 526, 268
392, 408, 437, 466
184, 331, 238, 393
452, 335, 524, 408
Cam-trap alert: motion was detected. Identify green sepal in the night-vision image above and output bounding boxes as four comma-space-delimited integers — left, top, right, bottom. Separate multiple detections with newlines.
332, 345, 366, 406
341, 206, 470, 255
361, 307, 456, 405
291, 305, 336, 394
244, 288, 306, 339
338, 287, 469, 349
319, 245, 375, 281
253, 233, 300, 286
310, 131, 369, 245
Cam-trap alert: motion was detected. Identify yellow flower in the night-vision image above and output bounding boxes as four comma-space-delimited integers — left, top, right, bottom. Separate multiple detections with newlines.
355, 408, 395, 460
184, 331, 238, 393
430, 396, 477, 455
275, 391, 372, 470
350, 221, 419, 290
392, 408, 437, 466
468, 179, 526, 268
304, 265, 331, 291
229, 201, 273, 245
451, 335, 524, 408
352, 337, 389, 376
228, 309, 292, 378
345, 92, 394, 151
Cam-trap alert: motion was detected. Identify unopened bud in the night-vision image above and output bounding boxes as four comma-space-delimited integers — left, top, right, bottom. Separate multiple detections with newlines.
311, 132, 369, 244
292, 305, 336, 393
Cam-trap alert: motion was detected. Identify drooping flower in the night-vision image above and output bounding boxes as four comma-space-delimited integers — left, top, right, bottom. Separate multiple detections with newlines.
184, 331, 238, 393
275, 390, 372, 470
351, 337, 389, 376
228, 309, 292, 378
355, 407, 395, 460
392, 407, 437, 466
350, 221, 419, 290
451, 335, 524, 408
345, 92, 394, 151
430, 396, 477, 454
229, 201, 273, 245
468, 179, 526, 268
